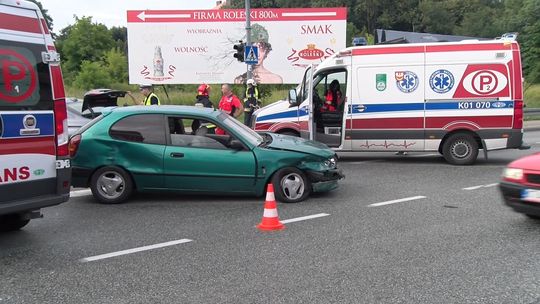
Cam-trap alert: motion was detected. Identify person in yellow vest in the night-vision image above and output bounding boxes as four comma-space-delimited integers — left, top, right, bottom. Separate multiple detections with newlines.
127, 84, 161, 105
243, 79, 260, 126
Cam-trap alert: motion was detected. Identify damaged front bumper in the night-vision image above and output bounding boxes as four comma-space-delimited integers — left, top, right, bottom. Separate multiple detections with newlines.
306, 169, 344, 193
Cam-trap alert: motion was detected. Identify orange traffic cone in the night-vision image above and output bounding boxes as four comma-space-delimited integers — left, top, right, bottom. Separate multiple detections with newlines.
257, 184, 285, 231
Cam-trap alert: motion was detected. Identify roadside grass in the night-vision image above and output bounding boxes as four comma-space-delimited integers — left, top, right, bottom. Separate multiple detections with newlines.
524, 83, 540, 120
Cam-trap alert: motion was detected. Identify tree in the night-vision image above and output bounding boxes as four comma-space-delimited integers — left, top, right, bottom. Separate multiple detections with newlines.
103, 48, 129, 83
110, 26, 128, 54
59, 16, 114, 80
73, 60, 112, 90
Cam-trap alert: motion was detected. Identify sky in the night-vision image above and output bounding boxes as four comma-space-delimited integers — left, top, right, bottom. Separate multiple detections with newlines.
41, 0, 220, 33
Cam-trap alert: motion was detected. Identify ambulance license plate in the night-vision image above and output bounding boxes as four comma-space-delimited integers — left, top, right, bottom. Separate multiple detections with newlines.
521, 189, 540, 203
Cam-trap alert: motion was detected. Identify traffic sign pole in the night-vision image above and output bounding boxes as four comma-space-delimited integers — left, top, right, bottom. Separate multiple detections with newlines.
245, 0, 253, 81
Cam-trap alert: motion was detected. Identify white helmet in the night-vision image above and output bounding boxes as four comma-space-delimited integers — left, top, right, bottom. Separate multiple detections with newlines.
246, 79, 256, 86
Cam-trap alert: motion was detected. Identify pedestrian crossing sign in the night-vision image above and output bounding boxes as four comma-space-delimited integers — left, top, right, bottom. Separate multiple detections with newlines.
244, 46, 259, 65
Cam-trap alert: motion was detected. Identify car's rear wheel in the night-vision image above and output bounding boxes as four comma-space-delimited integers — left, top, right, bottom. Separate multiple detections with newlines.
525, 214, 540, 220
272, 167, 311, 203
0, 214, 30, 232
442, 133, 479, 165
90, 166, 133, 204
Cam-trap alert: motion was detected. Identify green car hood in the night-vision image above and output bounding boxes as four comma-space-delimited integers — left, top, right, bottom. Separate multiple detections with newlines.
264, 133, 335, 158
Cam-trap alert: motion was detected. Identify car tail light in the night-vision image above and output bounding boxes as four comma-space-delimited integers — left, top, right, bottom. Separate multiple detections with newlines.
69, 134, 81, 158
54, 99, 69, 156
513, 99, 523, 129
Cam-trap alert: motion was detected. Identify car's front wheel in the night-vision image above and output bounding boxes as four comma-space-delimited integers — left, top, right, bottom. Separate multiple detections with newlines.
90, 166, 133, 204
525, 214, 540, 220
0, 214, 30, 232
272, 167, 311, 203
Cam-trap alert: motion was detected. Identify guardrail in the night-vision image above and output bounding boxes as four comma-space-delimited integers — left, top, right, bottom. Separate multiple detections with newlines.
525, 108, 540, 114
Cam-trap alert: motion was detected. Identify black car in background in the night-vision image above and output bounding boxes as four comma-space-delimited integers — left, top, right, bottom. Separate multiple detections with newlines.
67, 89, 126, 136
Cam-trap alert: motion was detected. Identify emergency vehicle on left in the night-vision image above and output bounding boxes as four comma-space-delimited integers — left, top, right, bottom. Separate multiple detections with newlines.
0, 0, 70, 231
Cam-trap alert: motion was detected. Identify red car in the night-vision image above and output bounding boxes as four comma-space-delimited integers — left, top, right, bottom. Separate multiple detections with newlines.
500, 153, 540, 219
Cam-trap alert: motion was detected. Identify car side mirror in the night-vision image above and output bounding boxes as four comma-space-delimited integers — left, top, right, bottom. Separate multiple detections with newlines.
288, 89, 298, 106
229, 139, 245, 151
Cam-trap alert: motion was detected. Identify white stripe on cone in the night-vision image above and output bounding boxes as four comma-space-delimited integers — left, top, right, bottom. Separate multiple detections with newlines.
266, 191, 275, 202
263, 208, 279, 218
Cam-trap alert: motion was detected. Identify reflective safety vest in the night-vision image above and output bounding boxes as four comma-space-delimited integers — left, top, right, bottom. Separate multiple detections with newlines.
245, 87, 259, 100
144, 92, 161, 105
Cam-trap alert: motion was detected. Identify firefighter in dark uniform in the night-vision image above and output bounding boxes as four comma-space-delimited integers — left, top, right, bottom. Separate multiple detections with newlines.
195, 83, 214, 108
243, 79, 260, 126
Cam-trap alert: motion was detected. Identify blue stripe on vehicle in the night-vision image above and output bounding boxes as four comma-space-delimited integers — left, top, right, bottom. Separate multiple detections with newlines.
257, 100, 514, 122
0, 113, 55, 138
257, 108, 308, 122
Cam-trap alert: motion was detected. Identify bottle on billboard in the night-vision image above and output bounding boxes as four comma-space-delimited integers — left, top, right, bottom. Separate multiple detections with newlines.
153, 46, 164, 77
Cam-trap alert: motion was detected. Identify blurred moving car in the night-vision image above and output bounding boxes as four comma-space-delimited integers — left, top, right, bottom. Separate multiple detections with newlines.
499, 153, 540, 219
69, 106, 343, 204
66, 89, 126, 136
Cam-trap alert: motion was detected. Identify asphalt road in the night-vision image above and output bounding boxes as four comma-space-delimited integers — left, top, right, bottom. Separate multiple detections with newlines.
1, 131, 540, 304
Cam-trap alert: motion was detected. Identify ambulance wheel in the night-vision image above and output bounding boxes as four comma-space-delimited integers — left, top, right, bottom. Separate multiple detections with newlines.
90, 166, 133, 204
442, 133, 479, 165
272, 167, 311, 203
0, 214, 30, 232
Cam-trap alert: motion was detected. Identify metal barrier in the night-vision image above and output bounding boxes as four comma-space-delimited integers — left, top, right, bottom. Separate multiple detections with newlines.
524, 108, 540, 114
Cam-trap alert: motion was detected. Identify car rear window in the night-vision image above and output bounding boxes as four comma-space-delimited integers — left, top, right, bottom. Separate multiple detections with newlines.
0, 40, 52, 110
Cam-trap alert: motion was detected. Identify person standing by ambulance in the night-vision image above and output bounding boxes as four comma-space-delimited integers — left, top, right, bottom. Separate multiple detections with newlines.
216, 84, 243, 135
127, 84, 161, 106
243, 79, 260, 126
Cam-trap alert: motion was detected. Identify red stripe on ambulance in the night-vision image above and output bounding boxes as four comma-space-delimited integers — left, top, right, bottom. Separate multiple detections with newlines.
0, 13, 41, 34
0, 137, 56, 156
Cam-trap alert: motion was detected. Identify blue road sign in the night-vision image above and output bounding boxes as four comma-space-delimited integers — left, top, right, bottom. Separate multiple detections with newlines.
244, 46, 259, 65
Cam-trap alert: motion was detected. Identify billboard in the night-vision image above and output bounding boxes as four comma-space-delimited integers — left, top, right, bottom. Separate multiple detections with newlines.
126, 8, 347, 84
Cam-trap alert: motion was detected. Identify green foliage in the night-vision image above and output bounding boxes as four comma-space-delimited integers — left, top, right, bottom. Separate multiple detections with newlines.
524, 84, 540, 109
72, 60, 112, 90
59, 17, 114, 81
103, 48, 128, 83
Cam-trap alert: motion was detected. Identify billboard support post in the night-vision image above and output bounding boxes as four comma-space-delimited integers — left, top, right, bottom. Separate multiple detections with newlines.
245, 0, 253, 81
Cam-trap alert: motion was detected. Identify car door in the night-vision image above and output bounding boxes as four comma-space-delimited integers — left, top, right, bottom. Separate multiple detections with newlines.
108, 113, 167, 190
163, 116, 257, 194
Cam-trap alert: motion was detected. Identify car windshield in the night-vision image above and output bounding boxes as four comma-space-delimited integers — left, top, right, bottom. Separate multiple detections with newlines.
218, 113, 263, 146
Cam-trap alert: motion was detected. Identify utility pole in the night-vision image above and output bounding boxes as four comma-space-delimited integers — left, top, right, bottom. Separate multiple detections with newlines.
245, 0, 253, 81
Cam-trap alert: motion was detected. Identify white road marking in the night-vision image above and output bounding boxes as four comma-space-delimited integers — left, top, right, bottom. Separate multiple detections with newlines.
368, 196, 426, 207
462, 185, 484, 191
70, 189, 92, 197
281, 213, 330, 224
81, 239, 193, 262
463, 183, 499, 191
346, 160, 381, 165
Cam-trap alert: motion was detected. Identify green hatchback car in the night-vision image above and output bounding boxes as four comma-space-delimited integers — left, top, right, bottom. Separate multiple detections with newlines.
70, 106, 343, 204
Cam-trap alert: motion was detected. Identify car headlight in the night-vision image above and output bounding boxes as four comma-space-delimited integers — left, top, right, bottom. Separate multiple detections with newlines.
323, 157, 337, 169
503, 168, 523, 180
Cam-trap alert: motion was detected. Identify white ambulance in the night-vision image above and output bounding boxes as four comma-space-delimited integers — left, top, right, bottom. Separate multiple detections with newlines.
0, 0, 70, 231
251, 39, 526, 165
